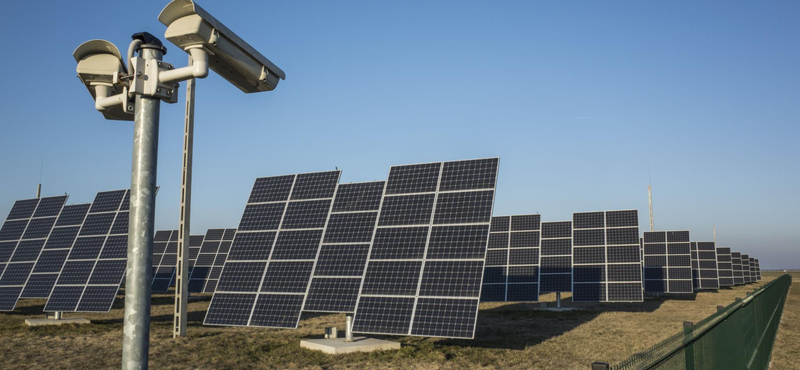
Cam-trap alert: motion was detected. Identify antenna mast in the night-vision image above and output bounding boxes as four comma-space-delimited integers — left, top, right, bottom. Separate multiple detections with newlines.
36, 158, 43, 198
647, 165, 654, 231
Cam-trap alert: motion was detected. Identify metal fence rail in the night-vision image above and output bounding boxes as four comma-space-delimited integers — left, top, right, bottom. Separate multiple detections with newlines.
597, 274, 792, 370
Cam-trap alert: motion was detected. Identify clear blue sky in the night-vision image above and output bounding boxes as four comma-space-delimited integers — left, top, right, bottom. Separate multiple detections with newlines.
0, 1, 797, 269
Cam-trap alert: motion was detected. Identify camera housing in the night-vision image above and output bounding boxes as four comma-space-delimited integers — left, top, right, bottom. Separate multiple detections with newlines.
74, 40, 133, 121
158, 0, 285, 93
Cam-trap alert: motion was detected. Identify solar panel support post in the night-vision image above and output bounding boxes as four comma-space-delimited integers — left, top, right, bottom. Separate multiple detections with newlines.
345, 313, 354, 342
173, 54, 195, 339
556, 292, 561, 308
122, 39, 163, 370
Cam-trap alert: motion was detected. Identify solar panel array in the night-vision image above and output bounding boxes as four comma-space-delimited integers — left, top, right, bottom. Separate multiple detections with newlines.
45, 190, 130, 313
0, 196, 68, 310
690, 242, 719, 290
205, 171, 341, 327
481, 214, 541, 302
715, 247, 734, 287
643, 231, 693, 294
741, 254, 751, 283
731, 252, 744, 285
571, 210, 642, 302
352, 158, 498, 339
539, 221, 573, 293
188, 228, 235, 293
303, 181, 385, 313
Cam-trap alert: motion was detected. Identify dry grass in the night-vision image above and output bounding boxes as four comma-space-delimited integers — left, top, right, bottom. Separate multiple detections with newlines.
0, 274, 794, 370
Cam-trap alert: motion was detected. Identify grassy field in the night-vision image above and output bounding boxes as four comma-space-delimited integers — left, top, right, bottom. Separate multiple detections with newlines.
0, 273, 795, 370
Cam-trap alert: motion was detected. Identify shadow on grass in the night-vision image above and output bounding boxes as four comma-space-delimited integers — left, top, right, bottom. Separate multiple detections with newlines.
437, 296, 669, 350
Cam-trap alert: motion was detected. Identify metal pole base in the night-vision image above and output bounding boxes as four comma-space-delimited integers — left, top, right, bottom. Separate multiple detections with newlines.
345, 314, 354, 342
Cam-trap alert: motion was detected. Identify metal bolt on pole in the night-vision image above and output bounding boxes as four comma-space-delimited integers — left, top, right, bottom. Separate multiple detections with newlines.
173, 54, 195, 339
122, 40, 163, 370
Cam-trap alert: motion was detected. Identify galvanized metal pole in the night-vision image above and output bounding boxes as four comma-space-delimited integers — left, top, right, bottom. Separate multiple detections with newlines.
122, 44, 162, 370
345, 313, 354, 342
173, 54, 195, 339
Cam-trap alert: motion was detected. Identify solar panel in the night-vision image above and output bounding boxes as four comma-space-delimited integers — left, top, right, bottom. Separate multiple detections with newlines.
689, 242, 719, 290
21, 203, 91, 300
538, 221, 572, 293
205, 171, 341, 327
303, 181, 385, 313
714, 247, 734, 287
45, 190, 129, 313
643, 231, 693, 294
352, 158, 498, 339
481, 214, 541, 301
151, 230, 178, 292
754, 259, 761, 281
0, 196, 68, 310
571, 210, 642, 302
741, 254, 751, 284
188, 228, 235, 293
748, 257, 756, 283
731, 252, 744, 285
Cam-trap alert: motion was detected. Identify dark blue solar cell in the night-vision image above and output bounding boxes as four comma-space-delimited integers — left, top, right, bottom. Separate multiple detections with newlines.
69, 237, 106, 260
33, 196, 68, 218
10, 239, 45, 262
76, 286, 119, 312
89, 190, 126, 213
6, 199, 39, 220
44, 227, 80, 249
204, 293, 257, 326
44, 286, 84, 312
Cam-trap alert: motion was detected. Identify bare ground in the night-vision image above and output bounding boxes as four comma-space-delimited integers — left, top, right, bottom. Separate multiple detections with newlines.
0, 273, 794, 370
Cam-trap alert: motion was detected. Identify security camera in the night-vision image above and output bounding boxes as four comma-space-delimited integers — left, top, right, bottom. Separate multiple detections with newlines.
158, 0, 285, 93
74, 40, 134, 121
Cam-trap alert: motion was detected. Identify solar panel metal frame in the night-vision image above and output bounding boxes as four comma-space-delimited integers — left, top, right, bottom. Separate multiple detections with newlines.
690, 242, 719, 290
481, 214, 541, 301
302, 180, 385, 313
714, 246, 734, 287
643, 231, 693, 294
21, 203, 91, 300
44, 189, 130, 313
187, 228, 235, 293
205, 171, 340, 328
0, 195, 68, 310
571, 210, 643, 303
352, 158, 499, 339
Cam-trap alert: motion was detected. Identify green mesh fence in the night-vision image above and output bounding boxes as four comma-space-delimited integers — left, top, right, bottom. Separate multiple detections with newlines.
606, 274, 791, 370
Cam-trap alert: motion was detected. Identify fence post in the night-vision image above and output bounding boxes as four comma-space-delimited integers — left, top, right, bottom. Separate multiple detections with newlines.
591, 362, 610, 370
683, 321, 695, 370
